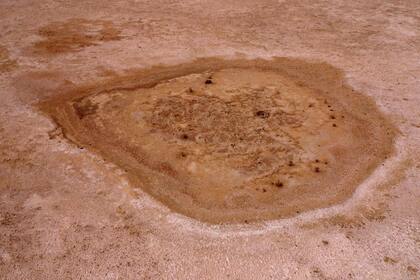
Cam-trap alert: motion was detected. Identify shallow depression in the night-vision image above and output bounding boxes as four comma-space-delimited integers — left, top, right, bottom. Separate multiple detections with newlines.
40, 58, 396, 224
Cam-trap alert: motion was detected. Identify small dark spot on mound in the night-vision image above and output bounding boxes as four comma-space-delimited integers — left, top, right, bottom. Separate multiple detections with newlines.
313, 268, 321, 274
73, 101, 99, 119
181, 134, 189, 140
384, 256, 397, 264
332, 123, 337, 127
322, 240, 329, 245
274, 181, 284, 188
205, 79, 213, 84
255, 110, 270, 118
314, 167, 320, 173
288, 161, 294, 167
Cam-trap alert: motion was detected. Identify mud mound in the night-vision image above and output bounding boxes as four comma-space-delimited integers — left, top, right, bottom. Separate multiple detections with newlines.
40, 58, 396, 224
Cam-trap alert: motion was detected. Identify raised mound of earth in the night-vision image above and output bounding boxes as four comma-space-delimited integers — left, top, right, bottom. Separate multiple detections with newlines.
41, 58, 396, 224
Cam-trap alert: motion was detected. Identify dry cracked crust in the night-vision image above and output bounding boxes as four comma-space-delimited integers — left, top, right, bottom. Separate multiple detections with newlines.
39, 57, 396, 224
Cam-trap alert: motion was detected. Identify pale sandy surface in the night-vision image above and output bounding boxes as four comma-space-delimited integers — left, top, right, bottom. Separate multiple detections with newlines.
0, 0, 420, 279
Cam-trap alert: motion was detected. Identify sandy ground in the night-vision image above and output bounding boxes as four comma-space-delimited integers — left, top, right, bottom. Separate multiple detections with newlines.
0, 0, 420, 279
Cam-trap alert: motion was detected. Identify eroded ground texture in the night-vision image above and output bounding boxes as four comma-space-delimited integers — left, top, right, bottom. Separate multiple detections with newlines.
0, 0, 419, 279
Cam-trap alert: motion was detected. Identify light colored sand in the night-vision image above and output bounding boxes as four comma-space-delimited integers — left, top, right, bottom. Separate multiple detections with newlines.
0, 0, 419, 279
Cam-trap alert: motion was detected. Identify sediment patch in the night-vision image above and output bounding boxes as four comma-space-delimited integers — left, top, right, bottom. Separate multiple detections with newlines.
33, 18, 122, 55
40, 58, 396, 224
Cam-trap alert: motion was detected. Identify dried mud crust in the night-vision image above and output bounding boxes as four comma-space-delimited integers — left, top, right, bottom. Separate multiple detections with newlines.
40, 58, 396, 224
